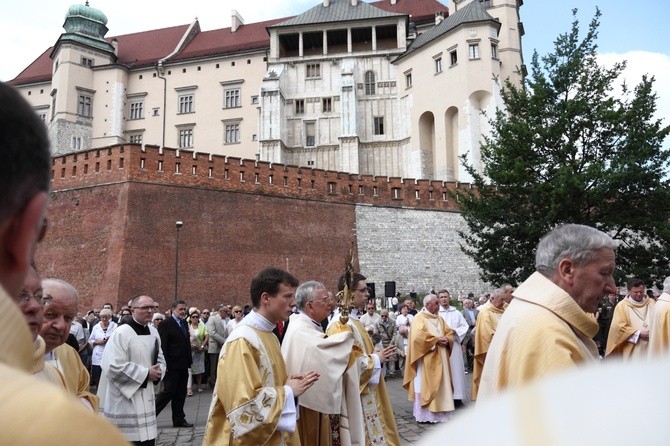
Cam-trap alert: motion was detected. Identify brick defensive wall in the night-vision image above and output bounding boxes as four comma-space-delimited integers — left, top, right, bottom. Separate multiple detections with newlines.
50, 144, 472, 210
40, 144, 480, 311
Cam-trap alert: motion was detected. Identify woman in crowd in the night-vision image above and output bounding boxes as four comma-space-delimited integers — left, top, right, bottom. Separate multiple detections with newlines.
227, 305, 244, 336
88, 308, 117, 388
187, 308, 208, 395
152, 312, 164, 328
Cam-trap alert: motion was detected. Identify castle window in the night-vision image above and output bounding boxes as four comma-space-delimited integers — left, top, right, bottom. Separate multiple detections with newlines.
71, 136, 82, 151
295, 99, 305, 115
373, 117, 384, 135
305, 121, 316, 147
450, 50, 458, 66
491, 43, 498, 59
81, 57, 94, 68
224, 88, 241, 108
251, 95, 259, 104
435, 57, 442, 73
178, 127, 194, 148
405, 72, 412, 88
322, 97, 332, 113
306, 63, 321, 79
77, 94, 92, 117
392, 188, 401, 199
469, 43, 480, 60
129, 134, 143, 144
373, 186, 378, 196
328, 182, 336, 195
225, 122, 240, 144
364, 71, 375, 95
178, 94, 194, 114
129, 101, 144, 120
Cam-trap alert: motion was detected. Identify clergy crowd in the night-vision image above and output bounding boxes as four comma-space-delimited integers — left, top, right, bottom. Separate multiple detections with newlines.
2, 79, 670, 446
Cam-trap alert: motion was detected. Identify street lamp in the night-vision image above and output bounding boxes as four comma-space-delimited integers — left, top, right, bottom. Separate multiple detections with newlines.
175, 220, 183, 301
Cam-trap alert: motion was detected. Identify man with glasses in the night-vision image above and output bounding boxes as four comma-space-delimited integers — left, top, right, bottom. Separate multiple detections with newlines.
327, 273, 400, 446
0, 80, 129, 446
282, 281, 358, 445
98, 295, 166, 445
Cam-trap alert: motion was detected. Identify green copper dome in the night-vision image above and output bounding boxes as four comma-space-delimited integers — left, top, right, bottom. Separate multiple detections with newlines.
62, 1, 109, 39
65, 2, 108, 25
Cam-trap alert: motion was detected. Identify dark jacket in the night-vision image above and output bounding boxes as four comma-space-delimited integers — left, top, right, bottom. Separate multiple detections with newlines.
158, 315, 192, 370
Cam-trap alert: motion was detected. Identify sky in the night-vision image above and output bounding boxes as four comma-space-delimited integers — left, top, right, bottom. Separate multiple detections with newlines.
1, 0, 668, 127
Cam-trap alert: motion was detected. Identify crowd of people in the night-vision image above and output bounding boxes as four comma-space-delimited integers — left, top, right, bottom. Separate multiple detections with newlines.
2, 79, 670, 446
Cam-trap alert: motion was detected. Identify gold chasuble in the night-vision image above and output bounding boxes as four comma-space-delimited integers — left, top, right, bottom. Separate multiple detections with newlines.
471, 304, 504, 400
478, 272, 599, 401
605, 297, 655, 359
403, 310, 455, 413
327, 318, 401, 446
204, 311, 299, 446
648, 293, 670, 357
281, 312, 360, 446
50, 343, 99, 412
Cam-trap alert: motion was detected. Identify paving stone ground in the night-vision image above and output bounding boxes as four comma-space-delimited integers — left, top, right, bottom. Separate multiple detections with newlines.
156, 373, 473, 445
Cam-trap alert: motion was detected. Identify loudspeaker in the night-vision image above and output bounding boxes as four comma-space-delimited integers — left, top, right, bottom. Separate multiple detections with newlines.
366, 282, 376, 300
384, 281, 396, 298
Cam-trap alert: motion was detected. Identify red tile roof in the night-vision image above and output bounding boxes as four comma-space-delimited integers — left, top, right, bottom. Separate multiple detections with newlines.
114, 24, 191, 67
10, 0, 448, 86
169, 17, 287, 63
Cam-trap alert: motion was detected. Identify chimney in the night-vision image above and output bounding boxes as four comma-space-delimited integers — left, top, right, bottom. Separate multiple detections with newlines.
231, 10, 244, 33
435, 11, 444, 25
323, 0, 329, 6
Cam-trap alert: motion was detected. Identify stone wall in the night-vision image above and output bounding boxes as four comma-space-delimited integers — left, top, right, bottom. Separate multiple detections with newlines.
356, 205, 488, 302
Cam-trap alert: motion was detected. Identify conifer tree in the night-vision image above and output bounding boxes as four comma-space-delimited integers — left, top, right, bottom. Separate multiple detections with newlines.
454, 9, 670, 287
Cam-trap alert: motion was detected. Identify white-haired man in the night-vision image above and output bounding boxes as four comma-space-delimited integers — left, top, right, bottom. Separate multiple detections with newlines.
281, 280, 358, 446
478, 224, 617, 400
649, 276, 670, 356
404, 294, 455, 423
41, 278, 99, 411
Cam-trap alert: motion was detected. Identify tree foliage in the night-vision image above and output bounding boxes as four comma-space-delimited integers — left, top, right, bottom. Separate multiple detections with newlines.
453, 9, 670, 287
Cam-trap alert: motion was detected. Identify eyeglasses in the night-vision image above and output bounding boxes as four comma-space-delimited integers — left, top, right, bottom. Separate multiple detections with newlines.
233, 310, 243, 314
191, 315, 200, 318
202, 312, 210, 315
133, 305, 155, 311
19, 291, 49, 306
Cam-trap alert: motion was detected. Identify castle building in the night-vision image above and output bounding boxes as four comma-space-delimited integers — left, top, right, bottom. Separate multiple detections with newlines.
11, 0, 524, 182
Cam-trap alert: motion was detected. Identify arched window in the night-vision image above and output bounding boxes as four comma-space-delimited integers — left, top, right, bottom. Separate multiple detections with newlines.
364, 71, 376, 95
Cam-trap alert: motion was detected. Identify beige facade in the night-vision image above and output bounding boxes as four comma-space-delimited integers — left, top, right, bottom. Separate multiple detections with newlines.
12, 0, 524, 181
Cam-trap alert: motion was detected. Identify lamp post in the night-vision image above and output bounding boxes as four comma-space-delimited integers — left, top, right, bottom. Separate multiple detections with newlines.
175, 220, 183, 301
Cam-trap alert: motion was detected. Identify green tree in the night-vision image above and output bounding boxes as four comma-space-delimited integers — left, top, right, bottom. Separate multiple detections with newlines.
453, 9, 670, 287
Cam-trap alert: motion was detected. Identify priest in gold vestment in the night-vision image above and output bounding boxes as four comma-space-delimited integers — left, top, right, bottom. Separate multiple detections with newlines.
327, 273, 401, 446
282, 280, 361, 446
204, 268, 319, 446
41, 278, 99, 411
404, 294, 455, 423
606, 277, 654, 359
478, 224, 617, 400
471, 284, 514, 400
648, 276, 670, 356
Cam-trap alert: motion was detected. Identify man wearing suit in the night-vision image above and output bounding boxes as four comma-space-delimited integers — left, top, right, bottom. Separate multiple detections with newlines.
461, 298, 479, 373
155, 300, 193, 427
